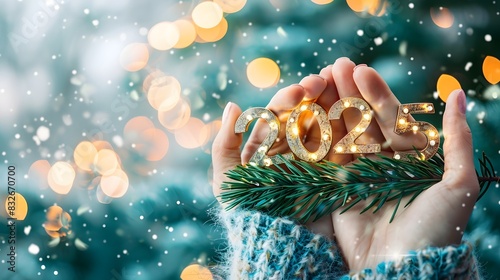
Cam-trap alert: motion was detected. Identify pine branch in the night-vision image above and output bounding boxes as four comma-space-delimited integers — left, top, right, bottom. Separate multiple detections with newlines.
220, 151, 498, 224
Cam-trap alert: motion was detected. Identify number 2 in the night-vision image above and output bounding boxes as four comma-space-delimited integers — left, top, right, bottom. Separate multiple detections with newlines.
329, 97, 381, 154
234, 107, 293, 166
233, 100, 439, 166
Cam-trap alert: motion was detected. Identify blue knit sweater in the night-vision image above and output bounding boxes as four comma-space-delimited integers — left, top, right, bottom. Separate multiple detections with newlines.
218, 210, 479, 279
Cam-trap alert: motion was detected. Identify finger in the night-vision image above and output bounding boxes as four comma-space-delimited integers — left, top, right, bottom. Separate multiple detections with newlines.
268, 84, 307, 113
212, 102, 243, 198
298, 74, 334, 151
441, 89, 478, 190
332, 57, 360, 98
298, 74, 328, 138
300, 66, 339, 142
296, 65, 351, 164
330, 58, 358, 162
332, 58, 382, 161
316, 65, 339, 107
353, 65, 425, 152
349, 65, 387, 149
315, 64, 351, 163
242, 84, 305, 162
398, 90, 478, 247
300, 74, 327, 101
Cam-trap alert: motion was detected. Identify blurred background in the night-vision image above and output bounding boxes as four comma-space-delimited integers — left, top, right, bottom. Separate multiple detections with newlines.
0, 0, 499, 279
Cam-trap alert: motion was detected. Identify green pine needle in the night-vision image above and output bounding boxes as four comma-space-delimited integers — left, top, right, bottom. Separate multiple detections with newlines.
220, 151, 498, 224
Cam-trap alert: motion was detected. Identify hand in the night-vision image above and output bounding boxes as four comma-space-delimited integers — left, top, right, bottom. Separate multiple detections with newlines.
212, 57, 479, 271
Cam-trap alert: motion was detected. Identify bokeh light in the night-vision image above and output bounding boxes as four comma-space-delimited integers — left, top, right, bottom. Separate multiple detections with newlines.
346, 0, 365, 11
137, 128, 170, 161
483, 55, 500, 84
93, 149, 119, 176
174, 118, 210, 149
100, 168, 129, 198
36, 125, 50, 141
213, 0, 247, 13
44, 205, 72, 238
146, 74, 182, 111
3, 0, 500, 278
158, 98, 192, 130
437, 74, 462, 102
123, 116, 169, 161
180, 264, 213, 280
46, 205, 63, 222
75, 238, 89, 251
143, 69, 165, 92
96, 185, 113, 204
246, 57, 281, 88
92, 140, 115, 152
28, 160, 51, 189
346, 0, 386, 16
120, 43, 150, 72
48, 162, 76, 195
192, 2, 224, 29
311, 0, 334, 5
483, 84, 500, 100
74, 141, 98, 172
28, 243, 40, 255
195, 17, 228, 43
430, 7, 454, 29
173, 19, 197, 49
124, 116, 156, 140
148, 21, 180, 51
5, 192, 28, 220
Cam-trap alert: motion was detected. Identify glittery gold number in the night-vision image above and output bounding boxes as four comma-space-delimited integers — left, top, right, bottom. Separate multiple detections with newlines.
285, 102, 332, 162
328, 97, 381, 154
235, 107, 293, 166
393, 103, 440, 160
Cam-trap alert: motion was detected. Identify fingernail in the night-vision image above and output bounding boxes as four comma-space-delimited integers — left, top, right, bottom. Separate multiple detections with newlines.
353, 64, 367, 72
336, 57, 350, 62
291, 83, 305, 90
309, 74, 325, 81
222, 102, 232, 124
456, 89, 466, 115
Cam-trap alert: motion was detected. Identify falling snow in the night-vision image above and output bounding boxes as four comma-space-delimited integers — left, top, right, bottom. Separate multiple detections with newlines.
1, 0, 499, 279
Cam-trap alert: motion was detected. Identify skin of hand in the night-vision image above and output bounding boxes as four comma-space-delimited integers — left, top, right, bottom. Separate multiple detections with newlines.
212, 57, 479, 271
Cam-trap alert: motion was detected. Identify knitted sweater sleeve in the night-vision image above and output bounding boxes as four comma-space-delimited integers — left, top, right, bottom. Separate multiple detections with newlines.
218, 209, 480, 280
218, 209, 348, 279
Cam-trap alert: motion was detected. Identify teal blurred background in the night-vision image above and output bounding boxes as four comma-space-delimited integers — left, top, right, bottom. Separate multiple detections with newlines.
0, 0, 499, 279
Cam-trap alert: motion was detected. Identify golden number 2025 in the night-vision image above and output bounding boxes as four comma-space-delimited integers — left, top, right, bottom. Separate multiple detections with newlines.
234, 97, 440, 166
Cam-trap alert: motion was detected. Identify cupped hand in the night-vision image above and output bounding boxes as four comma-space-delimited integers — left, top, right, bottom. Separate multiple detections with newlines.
212, 57, 479, 271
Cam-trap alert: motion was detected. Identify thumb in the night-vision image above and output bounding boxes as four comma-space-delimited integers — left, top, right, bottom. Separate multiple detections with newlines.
441, 89, 477, 189
212, 102, 243, 199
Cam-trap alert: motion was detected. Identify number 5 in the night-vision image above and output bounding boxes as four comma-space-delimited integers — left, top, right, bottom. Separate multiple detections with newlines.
394, 103, 440, 160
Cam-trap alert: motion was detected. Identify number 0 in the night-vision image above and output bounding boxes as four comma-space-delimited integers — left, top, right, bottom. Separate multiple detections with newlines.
286, 102, 332, 162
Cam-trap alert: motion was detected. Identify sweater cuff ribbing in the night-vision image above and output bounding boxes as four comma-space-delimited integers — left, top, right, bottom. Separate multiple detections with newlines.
341, 242, 479, 280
